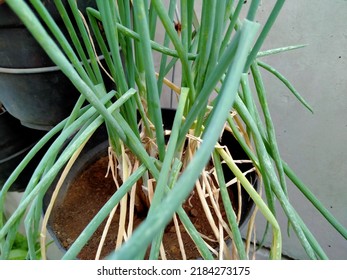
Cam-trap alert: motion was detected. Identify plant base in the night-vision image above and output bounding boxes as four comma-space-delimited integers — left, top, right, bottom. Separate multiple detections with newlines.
48, 154, 242, 260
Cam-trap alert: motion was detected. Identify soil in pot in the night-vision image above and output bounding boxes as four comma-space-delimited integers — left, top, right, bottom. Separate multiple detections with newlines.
45, 109, 257, 259
48, 152, 254, 260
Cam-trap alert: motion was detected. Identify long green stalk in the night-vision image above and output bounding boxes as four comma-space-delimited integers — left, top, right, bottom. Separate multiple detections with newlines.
257, 60, 314, 113
6, 0, 162, 178
273, 149, 347, 240
86, 9, 118, 80
80, 9, 197, 60
216, 148, 282, 259
133, 0, 165, 161
234, 96, 318, 259
0, 121, 103, 240
251, 62, 288, 196
96, 0, 128, 93
257, 44, 308, 58
178, 30, 241, 147
227, 102, 347, 244
238, 77, 277, 220
194, 0, 216, 94
219, 0, 243, 57
0, 89, 136, 240
53, 0, 97, 83
62, 164, 148, 259
212, 151, 247, 259
67, 0, 103, 84
96, 0, 138, 134
148, 88, 189, 259
157, 0, 177, 95
244, 0, 286, 71
151, 0, 196, 103
176, 207, 215, 260
148, 2, 158, 40
3, 0, 344, 261
29, 0, 94, 88
106, 19, 260, 260
246, 0, 261, 21
193, 0, 224, 137
205, 0, 226, 78
119, 0, 135, 89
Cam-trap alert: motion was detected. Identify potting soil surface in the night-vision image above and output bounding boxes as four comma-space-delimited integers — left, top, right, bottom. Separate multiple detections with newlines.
50, 156, 236, 260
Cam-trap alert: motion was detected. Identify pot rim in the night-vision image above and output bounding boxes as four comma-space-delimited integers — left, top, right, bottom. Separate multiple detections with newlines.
0, 55, 105, 74
0, 144, 34, 163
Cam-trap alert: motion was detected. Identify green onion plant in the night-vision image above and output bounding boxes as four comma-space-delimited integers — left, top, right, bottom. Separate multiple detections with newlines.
0, 0, 346, 260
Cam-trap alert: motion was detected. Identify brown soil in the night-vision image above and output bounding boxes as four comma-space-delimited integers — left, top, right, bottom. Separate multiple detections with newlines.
49, 155, 238, 260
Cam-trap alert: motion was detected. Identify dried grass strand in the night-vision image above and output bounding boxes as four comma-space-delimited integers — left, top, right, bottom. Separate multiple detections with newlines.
127, 160, 139, 237
79, 10, 115, 83
40, 136, 91, 260
173, 214, 187, 260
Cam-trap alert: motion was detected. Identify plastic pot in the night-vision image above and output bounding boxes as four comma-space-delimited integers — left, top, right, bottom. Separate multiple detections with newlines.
0, 28, 112, 130
0, 22, 80, 130
43, 109, 258, 259
0, 0, 97, 27
0, 1, 97, 130
0, 70, 79, 131
0, 107, 45, 192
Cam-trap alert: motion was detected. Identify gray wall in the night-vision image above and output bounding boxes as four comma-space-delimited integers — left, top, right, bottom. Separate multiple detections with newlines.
244, 0, 347, 259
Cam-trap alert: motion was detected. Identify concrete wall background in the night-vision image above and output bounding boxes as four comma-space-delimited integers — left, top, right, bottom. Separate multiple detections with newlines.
239, 0, 347, 259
